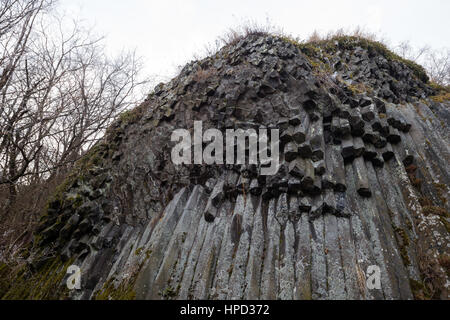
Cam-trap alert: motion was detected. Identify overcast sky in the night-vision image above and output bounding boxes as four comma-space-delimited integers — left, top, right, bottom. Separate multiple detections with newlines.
59, 0, 450, 83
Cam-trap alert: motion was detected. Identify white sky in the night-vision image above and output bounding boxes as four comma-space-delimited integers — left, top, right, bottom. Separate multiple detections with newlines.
59, 0, 450, 83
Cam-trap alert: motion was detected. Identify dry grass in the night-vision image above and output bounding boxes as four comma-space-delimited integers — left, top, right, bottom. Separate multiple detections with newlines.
192, 67, 218, 83
430, 92, 450, 103
306, 26, 381, 44
218, 18, 283, 47
186, 22, 432, 87
0, 173, 68, 264
438, 254, 450, 276
419, 196, 433, 207
355, 262, 367, 299
193, 18, 285, 60
422, 206, 448, 217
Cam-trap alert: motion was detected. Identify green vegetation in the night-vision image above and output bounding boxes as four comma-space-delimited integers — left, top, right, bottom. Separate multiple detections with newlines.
94, 247, 152, 300
440, 216, 450, 233
45, 104, 145, 218
94, 276, 137, 300
36, 105, 146, 248
429, 82, 450, 102
430, 92, 450, 103
433, 182, 448, 205
279, 35, 430, 83
118, 107, 144, 125
409, 278, 432, 300
392, 224, 411, 267
36, 142, 110, 247
161, 286, 178, 299
1, 257, 74, 300
44, 143, 107, 207
438, 254, 450, 278
422, 206, 448, 218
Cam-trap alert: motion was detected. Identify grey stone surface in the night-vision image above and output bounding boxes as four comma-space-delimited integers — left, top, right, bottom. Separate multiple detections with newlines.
14, 34, 449, 301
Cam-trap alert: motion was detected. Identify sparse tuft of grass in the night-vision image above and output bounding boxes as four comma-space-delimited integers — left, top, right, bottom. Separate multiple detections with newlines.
430, 92, 450, 103
438, 254, 450, 277
422, 206, 448, 218
218, 18, 283, 47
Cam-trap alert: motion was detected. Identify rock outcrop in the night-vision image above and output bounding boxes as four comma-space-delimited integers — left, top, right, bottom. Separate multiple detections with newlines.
1, 34, 449, 300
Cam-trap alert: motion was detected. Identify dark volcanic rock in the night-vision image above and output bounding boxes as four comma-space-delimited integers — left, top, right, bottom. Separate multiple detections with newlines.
6, 34, 449, 301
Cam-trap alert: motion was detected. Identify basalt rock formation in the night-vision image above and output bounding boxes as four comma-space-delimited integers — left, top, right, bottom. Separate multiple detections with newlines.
1, 34, 449, 300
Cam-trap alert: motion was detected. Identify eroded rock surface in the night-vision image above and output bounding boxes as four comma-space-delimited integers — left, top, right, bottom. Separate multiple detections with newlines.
2, 34, 449, 300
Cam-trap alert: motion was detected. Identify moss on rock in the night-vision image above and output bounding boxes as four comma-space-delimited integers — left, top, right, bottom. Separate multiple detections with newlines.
279, 35, 430, 84
1, 256, 74, 300
94, 277, 137, 300
393, 224, 411, 267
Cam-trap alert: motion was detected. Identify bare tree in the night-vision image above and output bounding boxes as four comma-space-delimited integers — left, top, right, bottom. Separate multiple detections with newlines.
395, 40, 449, 86
0, 0, 51, 213
424, 48, 450, 86
0, 1, 149, 222
395, 40, 430, 62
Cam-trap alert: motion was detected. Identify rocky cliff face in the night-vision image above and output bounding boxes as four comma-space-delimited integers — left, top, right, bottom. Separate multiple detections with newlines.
1, 34, 449, 300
